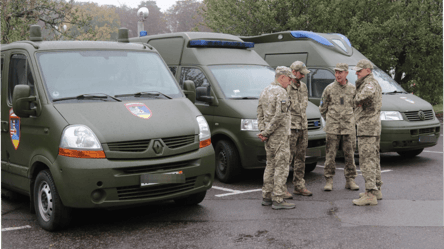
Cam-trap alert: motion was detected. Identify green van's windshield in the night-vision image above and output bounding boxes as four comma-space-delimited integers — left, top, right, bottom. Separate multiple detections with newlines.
347, 67, 406, 93
209, 65, 275, 99
37, 51, 182, 101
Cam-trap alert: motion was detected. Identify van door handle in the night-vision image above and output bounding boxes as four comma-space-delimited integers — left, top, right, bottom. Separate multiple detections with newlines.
1, 121, 8, 132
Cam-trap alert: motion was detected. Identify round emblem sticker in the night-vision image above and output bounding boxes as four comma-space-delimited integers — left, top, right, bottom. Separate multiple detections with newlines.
125, 103, 152, 119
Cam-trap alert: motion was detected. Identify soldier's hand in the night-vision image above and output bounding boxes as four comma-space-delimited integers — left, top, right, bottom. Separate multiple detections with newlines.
257, 134, 268, 142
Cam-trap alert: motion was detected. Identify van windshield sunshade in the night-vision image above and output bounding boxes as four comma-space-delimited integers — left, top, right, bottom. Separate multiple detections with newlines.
189, 40, 254, 48
290, 31, 334, 47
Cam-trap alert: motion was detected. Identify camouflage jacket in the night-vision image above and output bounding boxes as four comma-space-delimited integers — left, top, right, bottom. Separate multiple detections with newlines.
287, 79, 308, 130
319, 80, 356, 135
257, 80, 291, 137
354, 73, 382, 136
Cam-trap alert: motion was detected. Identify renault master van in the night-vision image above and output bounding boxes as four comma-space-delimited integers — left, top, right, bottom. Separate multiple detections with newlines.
130, 32, 326, 183
242, 31, 440, 157
1, 26, 215, 231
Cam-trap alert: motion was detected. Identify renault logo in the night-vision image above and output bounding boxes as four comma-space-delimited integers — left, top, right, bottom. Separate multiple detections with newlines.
418, 111, 425, 121
153, 140, 164, 154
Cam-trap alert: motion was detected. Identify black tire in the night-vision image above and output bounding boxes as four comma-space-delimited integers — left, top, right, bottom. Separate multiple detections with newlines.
34, 170, 72, 231
174, 191, 206, 206
215, 140, 241, 183
397, 148, 424, 158
305, 162, 317, 173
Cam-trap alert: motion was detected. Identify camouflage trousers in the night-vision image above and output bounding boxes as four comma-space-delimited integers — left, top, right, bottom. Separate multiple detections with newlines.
358, 136, 382, 192
324, 133, 357, 179
290, 129, 308, 189
263, 135, 290, 203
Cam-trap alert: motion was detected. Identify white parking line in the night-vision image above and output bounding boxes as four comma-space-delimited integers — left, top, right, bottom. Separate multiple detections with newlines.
317, 165, 393, 174
215, 189, 262, 197
2, 225, 31, 232
211, 186, 241, 193
423, 150, 443, 154
212, 186, 262, 197
212, 164, 395, 197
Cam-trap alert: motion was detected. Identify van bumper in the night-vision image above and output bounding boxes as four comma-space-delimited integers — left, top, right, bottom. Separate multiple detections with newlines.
52, 146, 215, 208
237, 129, 326, 169
379, 120, 441, 152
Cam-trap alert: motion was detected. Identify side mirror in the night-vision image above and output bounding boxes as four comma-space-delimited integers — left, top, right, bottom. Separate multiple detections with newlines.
183, 80, 196, 103
196, 84, 214, 104
12, 85, 37, 118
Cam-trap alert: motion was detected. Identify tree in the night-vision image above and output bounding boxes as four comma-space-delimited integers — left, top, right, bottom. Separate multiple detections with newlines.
166, 0, 212, 32
67, 2, 120, 41
202, 0, 443, 104
1, 0, 95, 43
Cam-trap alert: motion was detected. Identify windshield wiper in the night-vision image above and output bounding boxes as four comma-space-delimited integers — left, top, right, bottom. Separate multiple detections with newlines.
115, 91, 172, 99
230, 97, 258, 99
383, 90, 407, 95
53, 93, 122, 102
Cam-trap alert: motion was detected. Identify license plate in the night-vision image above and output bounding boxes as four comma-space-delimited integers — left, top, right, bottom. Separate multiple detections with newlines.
140, 171, 186, 187
418, 135, 437, 143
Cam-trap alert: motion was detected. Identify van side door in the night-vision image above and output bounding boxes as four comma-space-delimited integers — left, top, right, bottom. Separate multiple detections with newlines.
1, 52, 38, 192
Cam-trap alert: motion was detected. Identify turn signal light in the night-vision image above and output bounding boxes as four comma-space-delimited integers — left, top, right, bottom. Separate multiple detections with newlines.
199, 138, 211, 148
59, 148, 106, 159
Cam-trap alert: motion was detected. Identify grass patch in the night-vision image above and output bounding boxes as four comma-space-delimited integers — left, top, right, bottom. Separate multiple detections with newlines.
433, 103, 443, 114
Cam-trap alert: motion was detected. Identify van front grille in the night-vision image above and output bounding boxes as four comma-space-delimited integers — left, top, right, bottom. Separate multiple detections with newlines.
107, 140, 151, 152
163, 135, 195, 149
106, 135, 196, 153
116, 176, 197, 200
308, 118, 322, 130
404, 110, 434, 121
419, 128, 435, 134
117, 160, 197, 174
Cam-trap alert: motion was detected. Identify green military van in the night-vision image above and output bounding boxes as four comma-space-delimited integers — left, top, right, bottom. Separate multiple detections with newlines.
242, 31, 441, 157
130, 32, 326, 183
1, 26, 215, 231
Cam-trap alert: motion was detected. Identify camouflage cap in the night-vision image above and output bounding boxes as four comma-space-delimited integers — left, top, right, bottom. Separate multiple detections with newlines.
334, 63, 349, 71
275, 66, 296, 78
353, 59, 373, 71
290, 61, 310, 75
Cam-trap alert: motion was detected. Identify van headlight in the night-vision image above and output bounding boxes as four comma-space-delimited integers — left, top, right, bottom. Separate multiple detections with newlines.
59, 125, 105, 158
320, 117, 326, 128
241, 119, 259, 131
380, 111, 403, 121
197, 116, 211, 148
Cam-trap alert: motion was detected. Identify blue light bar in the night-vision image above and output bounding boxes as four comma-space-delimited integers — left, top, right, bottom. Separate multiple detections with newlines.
189, 40, 254, 49
290, 31, 334, 47
333, 33, 352, 47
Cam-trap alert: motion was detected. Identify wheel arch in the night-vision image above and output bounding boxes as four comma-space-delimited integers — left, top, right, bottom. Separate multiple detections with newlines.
28, 155, 53, 214
211, 132, 244, 168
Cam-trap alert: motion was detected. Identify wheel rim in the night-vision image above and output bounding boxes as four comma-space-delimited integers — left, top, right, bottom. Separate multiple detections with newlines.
38, 181, 53, 222
217, 150, 228, 174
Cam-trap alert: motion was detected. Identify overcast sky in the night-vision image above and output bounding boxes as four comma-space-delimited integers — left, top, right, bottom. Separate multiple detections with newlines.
75, 0, 200, 12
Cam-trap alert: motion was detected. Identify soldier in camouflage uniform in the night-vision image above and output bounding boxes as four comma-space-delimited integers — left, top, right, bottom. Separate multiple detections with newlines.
352, 59, 383, 206
285, 61, 313, 197
319, 63, 359, 191
257, 66, 295, 210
